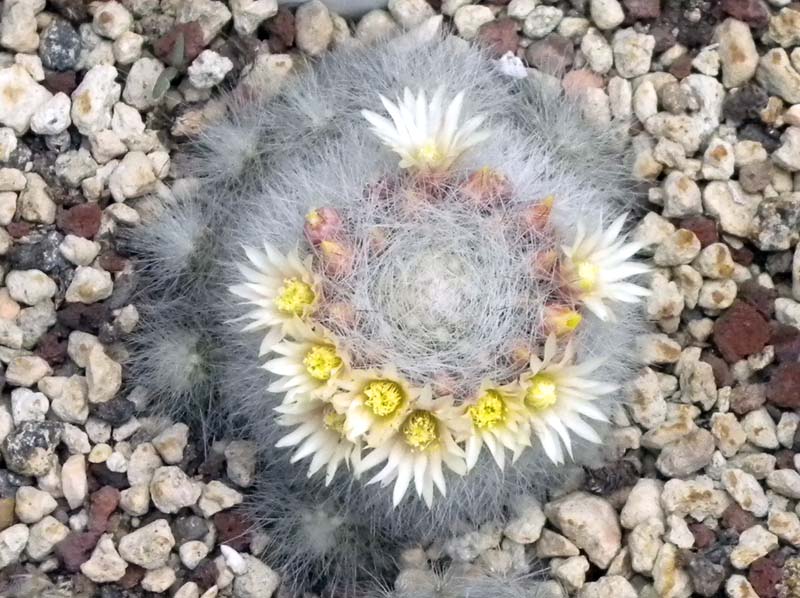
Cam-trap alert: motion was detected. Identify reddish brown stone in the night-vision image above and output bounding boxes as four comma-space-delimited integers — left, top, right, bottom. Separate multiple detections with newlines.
721, 503, 759, 533
189, 559, 219, 591
776, 449, 795, 470
57, 303, 110, 333
668, 54, 693, 79
525, 34, 574, 76
88, 486, 120, 534
213, 511, 251, 551
772, 322, 800, 363
679, 216, 718, 248
713, 301, 771, 363
118, 564, 145, 589
43, 70, 77, 95
267, 7, 295, 52
767, 362, 800, 409
729, 383, 767, 415
688, 522, 716, 549
7, 222, 31, 239
721, 0, 769, 27
730, 245, 754, 266
749, 554, 785, 598
98, 251, 127, 273
702, 353, 734, 388
153, 21, 205, 66
738, 280, 776, 318
35, 332, 68, 366
623, 0, 661, 19
476, 18, 519, 59
57, 203, 102, 239
54, 531, 101, 572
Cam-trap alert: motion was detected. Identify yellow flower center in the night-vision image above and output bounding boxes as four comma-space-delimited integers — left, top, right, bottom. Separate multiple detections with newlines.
322, 405, 346, 434
564, 311, 582, 330
526, 374, 558, 411
303, 345, 341, 381
415, 141, 444, 167
275, 278, 315, 316
468, 390, 507, 430
362, 380, 405, 417
402, 411, 438, 451
574, 261, 599, 292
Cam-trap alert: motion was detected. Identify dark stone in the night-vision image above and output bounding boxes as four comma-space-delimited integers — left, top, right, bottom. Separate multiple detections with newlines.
6, 222, 30, 239
650, 20, 676, 54
153, 21, 206, 67
721, 0, 769, 27
117, 564, 145, 589
723, 85, 769, 123
55, 531, 101, 572
477, 18, 519, 59
702, 353, 734, 388
105, 272, 135, 310
767, 362, 800, 409
98, 251, 128, 273
738, 279, 777, 319
776, 449, 795, 470
88, 486, 120, 533
57, 203, 102, 239
748, 554, 785, 598
0, 470, 32, 499
739, 123, 781, 153
90, 397, 135, 426
678, 216, 718, 248
57, 303, 110, 333
739, 160, 772, 193
668, 54, 693, 79
173, 515, 211, 544
623, 0, 661, 19
1, 421, 63, 477
721, 503, 759, 533
712, 300, 772, 363
729, 245, 754, 266
7, 230, 69, 274
729, 383, 767, 415
683, 551, 726, 596
213, 511, 252, 551
583, 460, 640, 495
34, 332, 69, 366
525, 34, 574, 76
47, 0, 89, 22
772, 322, 800, 363
39, 19, 81, 72
189, 559, 219, 591
688, 523, 716, 549
43, 71, 78, 96
266, 7, 295, 52
87, 463, 129, 490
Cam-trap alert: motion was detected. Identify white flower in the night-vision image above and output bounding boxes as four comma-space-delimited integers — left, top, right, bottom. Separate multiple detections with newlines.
361, 87, 489, 172
264, 324, 347, 404
229, 242, 320, 355
561, 213, 650, 321
357, 390, 467, 507
275, 399, 361, 485
464, 380, 530, 470
333, 366, 415, 445
521, 334, 617, 464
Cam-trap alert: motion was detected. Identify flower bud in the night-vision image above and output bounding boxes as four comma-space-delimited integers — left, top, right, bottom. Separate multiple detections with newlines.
305, 207, 343, 246
521, 195, 554, 233
543, 305, 583, 337
319, 240, 354, 277
461, 167, 512, 210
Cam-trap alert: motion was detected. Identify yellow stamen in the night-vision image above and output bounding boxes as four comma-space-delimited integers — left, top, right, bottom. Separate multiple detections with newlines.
322, 405, 346, 434
402, 411, 438, 451
469, 390, 507, 430
303, 345, 341, 381
546, 307, 583, 336
362, 380, 405, 417
526, 374, 558, 411
275, 278, 315, 316
574, 261, 599, 293
415, 142, 444, 167
305, 209, 322, 226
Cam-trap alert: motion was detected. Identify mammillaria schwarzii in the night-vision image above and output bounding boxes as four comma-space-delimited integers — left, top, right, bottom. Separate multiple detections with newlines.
129, 21, 649, 597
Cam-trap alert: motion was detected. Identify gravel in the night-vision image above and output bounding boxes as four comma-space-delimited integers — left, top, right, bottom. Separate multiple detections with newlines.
0, 1, 796, 596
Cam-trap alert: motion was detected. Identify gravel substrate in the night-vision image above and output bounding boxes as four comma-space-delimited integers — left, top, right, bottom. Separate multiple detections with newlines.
0, 0, 799, 597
